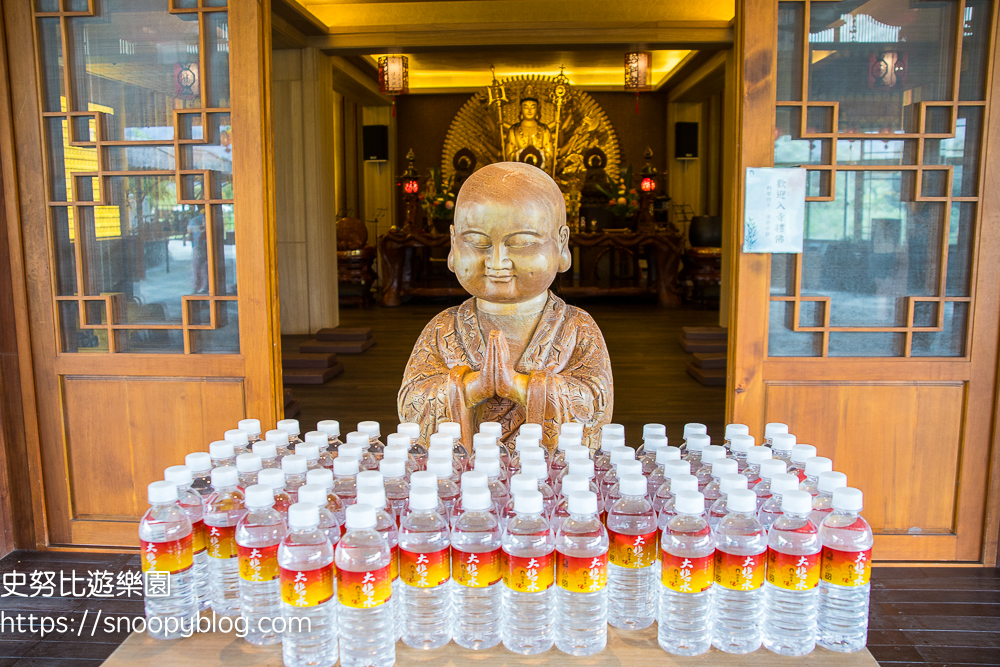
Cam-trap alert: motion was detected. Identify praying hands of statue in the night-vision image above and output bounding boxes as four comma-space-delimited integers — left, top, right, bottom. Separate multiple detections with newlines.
462, 330, 530, 408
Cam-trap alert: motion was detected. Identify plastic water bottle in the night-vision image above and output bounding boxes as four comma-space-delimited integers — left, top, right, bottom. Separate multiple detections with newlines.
554, 490, 609, 656
708, 473, 749, 529
695, 445, 727, 492
511, 436, 542, 475
817, 487, 874, 653
646, 445, 681, 499
763, 489, 822, 656
600, 446, 635, 501
252, 441, 280, 470
565, 458, 601, 497
316, 419, 344, 455
258, 468, 293, 519
753, 459, 788, 511
306, 468, 344, 526
552, 445, 590, 494
204, 466, 245, 616
658, 490, 714, 656
501, 489, 556, 655
304, 431, 336, 470
336, 504, 395, 667
346, 432, 379, 471
729, 434, 754, 472
744, 446, 772, 486
380, 457, 410, 524
593, 432, 622, 484
702, 457, 738, 510
139, 481, 197, 639
385, 434, 419, 474
606, 474, 658, 630
549, 431, 583, 485
295, 442, 322, 471
513, 445, 546, 481
758, 472, 800, 531
277, 419, 304, 446
473, 435, 508, 480
652, 460, 692, 514
358, 420, 385, 460
636, 423, 666, 461
550, 474, 597, 534
451, 486, 503, 650
238, 418, 263, 445
789, 444, 817, 481
764, 422, 789, 448
604, 459, 643, 509
811, 471, 848, 526
681, 423, 708, 454
164, 465, 210, 611
236, 452, 262, 490
682, 433, 710, 469
521, 458, 557, 516
210, 440, 236, 468
426, 456, 461, 520
357, 484, 400, 641
502, 473, 542, 528
801, 456, 833, 496
265, 429, 292, 459
282, 455, 309, 502
298, 484, 342, 543
185, 452, 213, 497
723, 423, 750, 452
638, 434, 667, 474
333, 455, 360, 506
770, 432, 796, 466
656, 474, 699, 529
469, 460, 508, 518
398, 486, 452, 649
397, 422, 427, 470
236, 484, 286, 645
712, 488, 767, 654
279, 502, 337, 667
438, 421, 468, 472
399, 471, 447, 522
225, 429, 251, 456
451, 470, 489, 520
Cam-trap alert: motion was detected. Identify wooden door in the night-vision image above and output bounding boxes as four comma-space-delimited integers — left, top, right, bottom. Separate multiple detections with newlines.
0, 0, 280, 548
729, 0, 1000, 562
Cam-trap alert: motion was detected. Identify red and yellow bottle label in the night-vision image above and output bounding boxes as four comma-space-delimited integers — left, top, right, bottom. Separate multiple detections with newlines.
661, 552, 714, 593
398, 547, 450, 588
820, 547, 872, 587
206, 524, 237, 559
390, 544, 399, 581
281, 563, 335, 607
607, 529, 657, 568
714, 550, 765, 591
452, 547, 502, 588
556, 552, 608, 592
502, 551, 555, 592
238, 544, 279, 582
337, 564, 392, 608
191, 519, 207, 554
766, 549, 820, 591
140, 534, 193, 574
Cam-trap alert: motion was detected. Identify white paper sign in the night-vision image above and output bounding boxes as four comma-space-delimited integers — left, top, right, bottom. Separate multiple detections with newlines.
743, 167, 805, 254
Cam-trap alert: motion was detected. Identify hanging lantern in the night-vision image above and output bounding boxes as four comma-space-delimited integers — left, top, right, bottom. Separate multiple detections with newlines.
624, 52, 652, 114
378, 55, 409, 116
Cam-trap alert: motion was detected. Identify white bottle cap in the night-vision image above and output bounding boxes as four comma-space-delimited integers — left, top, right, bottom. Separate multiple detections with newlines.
333, 456, 359, 476
409, 486, 439, 511
344, 503, 376, 530
515, 435, 541, 452
427, 445, 453, 461
747, 446, 773, 465
317, 420, 341, 436
686, 434, 711, 452
252, 441, 277, 459
670, 474, 699, 494
564, 445, 590, 462
438, 422, 462, 438
357, 470, 383, 489
561, 422, 585, 437
833, 487, 863, 511
473, 456, 501, 477
238, 419, 262, 435
700, 445, 726, 464
426, 457, 454, 478
297, 484, 328, 507
357, 421, 381, 437
514, 489, 544, 513
257, 468, 285, 489
561, 474, 590, 496
674, 490, 705, 515
557, 434, 583, 449
460, 470, 488, 491
386, 433, 410, 447
644, 435, 669, 452
719, 473, 748, 495
304, 431, 328, 446
224, 429, 250, 445
462, 486, 492, 511
185, 451, 211, 472
277, 419, 300, 436
770, 473, 800, 494
289, 502, 320, 528
509, 473, 537, 495
209, 441, 234, 460
479, 421, 503, 438
730, 434, 755, 453
619, 474, 646, 497
281, 454, 307, 474
358, 484, 386, 508
164, 465, 193, 486
664, 460, 692, 479
759, 459, 787, 480
474, 442, 500, 459
805, 456, 833, 477
725, 424, 750, 439
643, 424, 667, 439
683, 423, 708, 438
236, 453, 262, 473
519, 423, 543, 439
429, 433, 454, 448
397, 422, 420, 439
567, 491, 598, 515
519, 447, 546, 463
791, 444, 818, 464
383, 444, 409, 462
567, 458, 596, 479
712, 458, 738, 477
770, 433, 797, 453
600, 423, 624, 438
244, 484, 275, 508
265, 429, 290, 445
727, 488, 757, 513
346, 432, 369, 447
410, 470, 437, 489
599, 433, 625, 452
781, 489, 813, 514
380, 457, 406, 478
609, 446, 635, 465
306, 468, 334, 489
148, 480, 178, 504
211, 466, 238, 488
818, 471, 848, 493
520, 459, 548, 481
616, 460, 643, 478
765, 423, 789, 439
339, 444, 364, 461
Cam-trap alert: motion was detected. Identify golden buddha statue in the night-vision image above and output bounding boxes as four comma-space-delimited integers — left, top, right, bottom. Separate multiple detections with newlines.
505, 87, 554, 168
398, 162, 614, 452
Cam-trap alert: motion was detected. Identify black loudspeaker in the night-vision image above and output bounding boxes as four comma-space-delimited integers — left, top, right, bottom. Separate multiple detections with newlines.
362, 125, 389, 161
675, 122, 699, 159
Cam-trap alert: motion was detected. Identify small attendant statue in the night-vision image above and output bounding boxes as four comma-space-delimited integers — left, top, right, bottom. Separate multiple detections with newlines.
398, 162, 614, 452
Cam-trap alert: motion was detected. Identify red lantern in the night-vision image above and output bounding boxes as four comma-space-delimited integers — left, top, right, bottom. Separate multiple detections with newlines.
641, 177, 657, 192
404, 180, 419, 194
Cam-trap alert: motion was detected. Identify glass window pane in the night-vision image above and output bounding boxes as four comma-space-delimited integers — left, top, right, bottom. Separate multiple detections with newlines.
205, 12, 230, 109
36, 18, 63, 113
829, 332, 904, 357
925, 107, 983, 198
51, 207, 77, 296
912, 300, 938, 328
911, 301, 968, 357
959, 0, 992, 101
115, 329, 184, 353
180, 112, 233, 200
191, 301, 240, 354
946, 202, 975, 297
768, 301, 822, 357
775, 107, 830, 166
213, 204, 237, 295
103, 146, 176, 171
836, 138, 916, 166
770, 253, 795, 296
799, 300, 824, 327
777, 3, 804, 102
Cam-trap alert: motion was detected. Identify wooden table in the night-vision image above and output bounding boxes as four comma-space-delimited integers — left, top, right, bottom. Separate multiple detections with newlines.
378, 231, 465, 307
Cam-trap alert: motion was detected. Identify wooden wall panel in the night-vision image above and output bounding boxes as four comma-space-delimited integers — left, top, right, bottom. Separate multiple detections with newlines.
764, 383, 964, 536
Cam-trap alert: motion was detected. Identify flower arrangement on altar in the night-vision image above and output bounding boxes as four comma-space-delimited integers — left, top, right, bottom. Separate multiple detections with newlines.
595, 165, 639, 218
420, 167, 457, 221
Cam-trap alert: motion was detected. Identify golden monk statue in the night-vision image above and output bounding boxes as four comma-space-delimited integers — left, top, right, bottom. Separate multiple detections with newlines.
398, 162, 614, 452
505, 88, 554, 168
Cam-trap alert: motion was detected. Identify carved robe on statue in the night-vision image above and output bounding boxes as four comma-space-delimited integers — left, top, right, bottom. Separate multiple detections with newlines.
398, 292, 613, 451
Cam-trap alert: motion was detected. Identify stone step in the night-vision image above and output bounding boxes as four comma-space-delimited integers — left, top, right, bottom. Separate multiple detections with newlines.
284, 399, 301, 419
300, 337, 376, 355
686, 361, 726, 387
679, 337, 727, 354
681, 326, 728, 341
693, 351, 727, 369
282, 352, 339, 369
315, 327, 374, 342
282, 363, 345, 386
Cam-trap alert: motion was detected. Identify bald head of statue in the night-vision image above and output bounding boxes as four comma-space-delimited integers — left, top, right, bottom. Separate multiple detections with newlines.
448, 162, 572, 305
